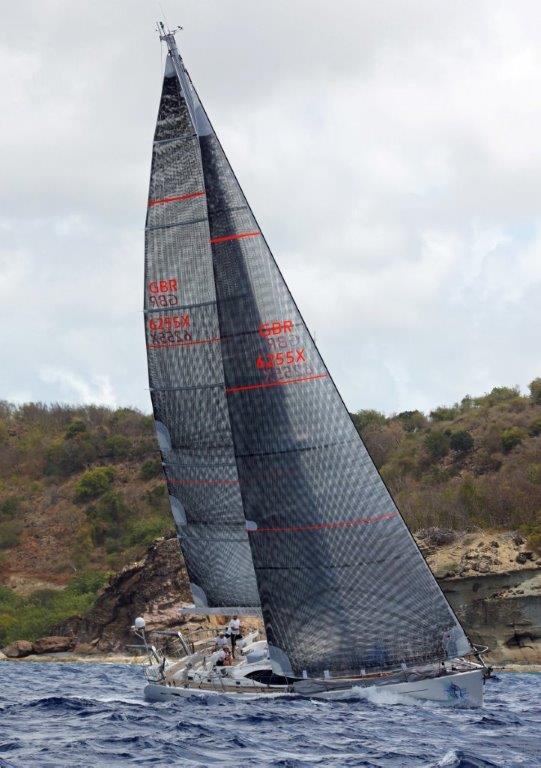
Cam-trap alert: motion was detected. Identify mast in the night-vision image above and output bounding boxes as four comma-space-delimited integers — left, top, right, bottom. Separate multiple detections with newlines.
158, 23, 211, 137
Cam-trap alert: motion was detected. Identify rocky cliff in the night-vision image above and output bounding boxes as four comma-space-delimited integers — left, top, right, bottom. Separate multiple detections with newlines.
3, 533, 540, 667
440, 569, 541, 666
53, 537, 194, 653
50, 534, 541, 667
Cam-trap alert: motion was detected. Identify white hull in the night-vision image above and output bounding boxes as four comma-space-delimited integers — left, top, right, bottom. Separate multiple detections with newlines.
144, 668, 483, 707
314, 669, 483, 705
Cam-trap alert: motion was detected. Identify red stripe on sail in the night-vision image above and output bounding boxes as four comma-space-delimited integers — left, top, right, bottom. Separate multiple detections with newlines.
168, 478, 239, 486
148, 191, 206, 207
226, 373, 328, 395
210, 231, 261, 245
147, 336, 221, 350
249, 512, 399, 534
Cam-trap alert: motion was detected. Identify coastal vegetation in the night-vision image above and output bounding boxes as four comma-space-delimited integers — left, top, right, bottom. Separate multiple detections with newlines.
1, 379, 541, 644
0, 572, 109, 645
352, 379, 541, 552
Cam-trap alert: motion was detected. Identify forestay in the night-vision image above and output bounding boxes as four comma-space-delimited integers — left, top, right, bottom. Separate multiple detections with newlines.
157, 33, 472, 677
144, 55, 259, 610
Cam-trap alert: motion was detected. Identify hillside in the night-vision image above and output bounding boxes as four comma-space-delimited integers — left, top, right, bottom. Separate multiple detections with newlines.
353, 380, 541, 549
1, 380, 541, 646
0, 403, 173, 594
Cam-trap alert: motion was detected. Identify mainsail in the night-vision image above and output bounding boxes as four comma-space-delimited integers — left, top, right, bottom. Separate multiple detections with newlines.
149, 29, 472, 676
144, 54, 259, 610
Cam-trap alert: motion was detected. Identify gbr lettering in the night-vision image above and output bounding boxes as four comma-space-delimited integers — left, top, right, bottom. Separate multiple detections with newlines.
147, 277, 179, 308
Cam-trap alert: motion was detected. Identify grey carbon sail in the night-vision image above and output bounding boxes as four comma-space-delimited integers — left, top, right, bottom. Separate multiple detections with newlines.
144, 54, 259, 610
157, 32, 472, 677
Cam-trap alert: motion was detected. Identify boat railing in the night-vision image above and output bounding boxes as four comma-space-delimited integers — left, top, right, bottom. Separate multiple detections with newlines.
148, 626, 228, 663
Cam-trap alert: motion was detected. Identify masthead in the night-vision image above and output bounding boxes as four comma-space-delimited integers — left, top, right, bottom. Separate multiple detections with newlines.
157, 20, 184, 59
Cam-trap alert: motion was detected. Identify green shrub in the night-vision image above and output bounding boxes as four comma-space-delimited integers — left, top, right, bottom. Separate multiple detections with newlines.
133, 438, 157, 460
69, 570, 109, 595
104, 435, 131, 460
528, 417, 541, 437
145, 484, 166, 508
351, 409, 387, 434
501, 427, 525, 453
396, 410, 426, 433
450, 430, 474, 454
124, 516, 171, 548
526, 464, 541, 485
45, 436, 97, 476
471, 450, 502, 475
0, 520, 23, 549
460, 395, 474, 411
86, 490, 129, 546
0, 496, 20, 520
529, 378, 541, 405
65, 420, 87, 439
89, 490, 129, 523
424, 430, 450, 459
475, 385, 520, 407
75, 467, 115, 502
0, 585, 18, 606
430, 406, 458, 422
139, 458, 162, 480
0, 581, 103, 645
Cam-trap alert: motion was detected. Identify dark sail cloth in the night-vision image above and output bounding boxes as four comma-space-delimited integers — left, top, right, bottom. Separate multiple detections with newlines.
151, 31, 473, 680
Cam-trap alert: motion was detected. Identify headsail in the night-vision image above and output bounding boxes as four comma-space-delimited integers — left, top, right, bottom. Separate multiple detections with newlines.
144, 52, 259, 610
156, 29, 472, 677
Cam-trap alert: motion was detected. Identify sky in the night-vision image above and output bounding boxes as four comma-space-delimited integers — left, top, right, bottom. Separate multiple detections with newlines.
1, 0, 541, 415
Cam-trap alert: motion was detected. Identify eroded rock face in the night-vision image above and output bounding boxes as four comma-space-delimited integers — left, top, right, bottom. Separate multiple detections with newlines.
32, 636, 74, 654
3, 640, 33, 658
72, 642, 98, 655
53, 537, 192, 652
439, 568, 541, 666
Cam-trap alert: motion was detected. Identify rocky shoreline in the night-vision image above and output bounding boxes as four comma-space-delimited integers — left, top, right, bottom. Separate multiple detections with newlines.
0, 651, 146, 664
2, 533, 540, 670
2, 654, 539, 672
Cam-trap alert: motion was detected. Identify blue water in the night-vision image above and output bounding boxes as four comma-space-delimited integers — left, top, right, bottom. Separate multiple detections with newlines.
0, 664, 539, 767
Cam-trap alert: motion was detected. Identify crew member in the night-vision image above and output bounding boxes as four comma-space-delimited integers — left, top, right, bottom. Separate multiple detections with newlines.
214, 632, 228, 652
215, 646, 232, 667
215, 648, 227, 667
228, 615, 242, 658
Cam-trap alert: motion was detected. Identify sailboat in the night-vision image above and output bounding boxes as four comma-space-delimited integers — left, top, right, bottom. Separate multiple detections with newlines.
136, 23, 490, 705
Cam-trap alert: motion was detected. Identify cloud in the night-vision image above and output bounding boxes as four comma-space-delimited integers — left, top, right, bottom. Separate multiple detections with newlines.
39, 367, 117, 408
1, 1, 541, 414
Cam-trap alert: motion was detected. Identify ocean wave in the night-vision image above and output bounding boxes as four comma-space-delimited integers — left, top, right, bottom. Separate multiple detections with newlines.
434, 750, 501, 768
0, 664, 538, 767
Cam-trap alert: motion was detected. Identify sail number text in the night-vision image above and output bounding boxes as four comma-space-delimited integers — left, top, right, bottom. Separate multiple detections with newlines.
256, 349, 306, 369
258, 319, 294, 338
147, 278, 179, 308
148, 314, 190, 332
